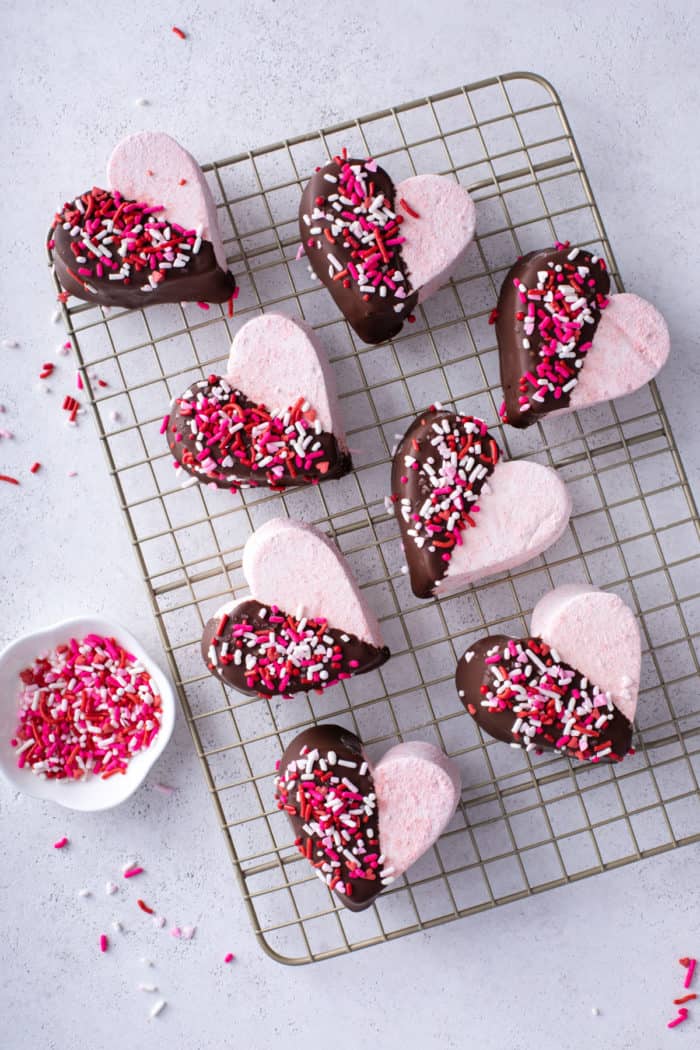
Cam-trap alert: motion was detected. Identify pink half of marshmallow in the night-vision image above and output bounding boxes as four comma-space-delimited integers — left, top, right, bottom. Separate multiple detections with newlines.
107, 131, 228, 271
374, 741, 461, 877
531, 583, 641, 723
436, 460, 572, 594
396, 174, 476, 302
241, 518, 384, 647
569, 293, 670, 412
226, 313, 346, 445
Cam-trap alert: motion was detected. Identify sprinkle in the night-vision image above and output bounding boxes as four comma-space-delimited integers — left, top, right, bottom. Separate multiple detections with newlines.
153, 915, 167, 928
683, 957, 697, 988
667, 1008, 688, 1029
399, 197, 420, 219
0, 475, 20, 485
123, 866, 144, 879
140, 957, 154, 967
100, 934, 108, 953
170, 926, 182, 939
54, 837, 69, 849
139, 983, 158, 993
134, 98, 148, 107
76, 372, 83, 390
105, 881, 118, 895
1, 339, 19, 349
181, 925, 196, 940
137, 899, 154, 914
150, 1000, 167, 1019
224, 952, 235, 963
153, 782, 175, 795
591, 1007, 600, 1016
29, 462, 41, 474
673, 994, 696, 1005
51, 310, 61, 323
39, 362, 54, 379
112, 920, 124, 933
488, 308, 499, 325
78, 888, 91, 898
171, 25, 186, 38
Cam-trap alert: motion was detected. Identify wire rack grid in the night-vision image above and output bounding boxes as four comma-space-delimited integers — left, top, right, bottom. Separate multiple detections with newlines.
49, 72, 700, 965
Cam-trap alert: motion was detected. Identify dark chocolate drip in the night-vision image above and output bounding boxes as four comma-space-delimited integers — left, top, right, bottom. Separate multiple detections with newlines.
51, 187, 235, 308
391, 409, 501, 599
275, 724, 383, 911
456, 634, 633, 762
496, 245, 610, 428
168, 377, 352, 491
202, 599, 390, 698
299, 157, 418, 344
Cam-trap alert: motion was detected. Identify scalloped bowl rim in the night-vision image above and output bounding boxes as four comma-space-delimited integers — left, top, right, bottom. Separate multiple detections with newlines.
0, 616, 175, 811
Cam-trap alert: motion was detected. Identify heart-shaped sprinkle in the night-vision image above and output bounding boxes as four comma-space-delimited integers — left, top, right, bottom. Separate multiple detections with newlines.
391, 408, 501, 598
168, 377, 350, 491
202, 600, 388, 698
457, 634, 633, 762
497, 241, 610, 427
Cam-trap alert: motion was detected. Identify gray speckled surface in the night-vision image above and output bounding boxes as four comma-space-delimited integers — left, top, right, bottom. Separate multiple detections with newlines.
1, 2, 699, 1046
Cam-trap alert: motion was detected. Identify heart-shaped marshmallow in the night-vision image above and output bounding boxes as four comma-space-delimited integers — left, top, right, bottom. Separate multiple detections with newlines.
456, 584, 641, 763
201, 519, 389, 697
275, 724, 460, 911
299, 155, 474, 344
496, 242, 669, 427
51, 132, 235, 309
391, 408, 571, 598
167, 313, 351, 492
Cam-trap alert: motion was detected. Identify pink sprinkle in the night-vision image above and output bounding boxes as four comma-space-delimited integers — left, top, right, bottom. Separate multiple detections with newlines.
170, 926, 182, 939
685, 958, 697, 988
123, 866, 144, 879
53, 837, 69, 849
295, 244, 305, 260
196, 301, 210, 310
667, 1008, 688, 1029
76, 371, 83, 390
232, 286, 240, 300
153, 782, 175, 795
159, 414, 170, 435
100, 934, 108, 953
63, 341, 72, 350
224, 952, 235, 963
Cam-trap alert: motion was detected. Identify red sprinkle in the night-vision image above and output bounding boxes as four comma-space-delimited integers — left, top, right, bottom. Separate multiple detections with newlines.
673, 994, 696, 1005
488, 308, 499, 325
399, 197, 420, 219
172, 25, 186, 39
29, 462, 41, 474
137, 899, 154, 914
0, 474, 20, 485
53, 837, 69, 849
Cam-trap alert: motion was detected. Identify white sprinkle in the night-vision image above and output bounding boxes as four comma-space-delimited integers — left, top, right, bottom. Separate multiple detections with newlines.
78, 888, 91, 898
140, 957, 154, 967
112, 920, 124, 933
105, 881, 118, 895
149, 999, 167, 1019
51, 310, 61, 324
134, 98, 148, 107
591, 1007, 600, 1016
139, 983, 158, 993
153, 915, 166, 928
1, 339, 19, 349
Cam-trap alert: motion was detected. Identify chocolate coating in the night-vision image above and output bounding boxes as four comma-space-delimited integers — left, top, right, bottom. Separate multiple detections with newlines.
202, 599, 390, 698
391, 409, 500, 599
456, 634, 633, 762
299, 157, 417, 344
496, 245, 610, 428
275, 724, 383, 911
51, 187, 235, 308
167, 377, 352, 491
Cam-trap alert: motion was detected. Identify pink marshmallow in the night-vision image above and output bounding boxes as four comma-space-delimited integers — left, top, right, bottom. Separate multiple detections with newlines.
107, 131, 228, 270
566, 293, 670, 413
436, 461, 572, 594
374, 741, 461, 877
241, 518, 384, 647
531, 583, 641, 723
226, 313, 346, 444
397, 174, 476, 302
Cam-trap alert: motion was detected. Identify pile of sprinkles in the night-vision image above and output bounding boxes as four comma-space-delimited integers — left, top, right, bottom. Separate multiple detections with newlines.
505, 242, 610, 419
667, 956, 697, 1030
206, 604, 360, 696
275, 744, 391, 899
11, 634, 162, 780
168, 377, 333, 490
463, 637, 626, 762
52, 188, 205, 294
302, 151, 415, 317
394, 410, 500, 568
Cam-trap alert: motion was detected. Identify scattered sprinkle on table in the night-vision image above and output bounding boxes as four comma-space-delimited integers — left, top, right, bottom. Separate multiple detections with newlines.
137, 899, 154, 914
29, 462, 41, 474
0, 475, 20, 485
105, 881, 118, 895
123, 866, 144, 879
99, 933, 108, 953
1, 339, 19, 348
224, 952, 235, 964
171, 25, 186, 39
78, 888, 91, 898
134, 98, 148, 107
153, 915, 166, 928
112, 920, 124, 933
150, 999, 167, 1019
11, 634, 162, 780
682, 957, 697, 988
667, 1008, 688, 1029
139, 983, 158, 993
54, 837, 69, 849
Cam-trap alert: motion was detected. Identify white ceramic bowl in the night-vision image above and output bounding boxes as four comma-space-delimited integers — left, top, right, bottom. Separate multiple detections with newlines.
0, 616, 175, 811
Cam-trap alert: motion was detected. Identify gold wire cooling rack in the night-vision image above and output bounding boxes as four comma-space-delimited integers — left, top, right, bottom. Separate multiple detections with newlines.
48, 72, 700, 965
